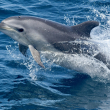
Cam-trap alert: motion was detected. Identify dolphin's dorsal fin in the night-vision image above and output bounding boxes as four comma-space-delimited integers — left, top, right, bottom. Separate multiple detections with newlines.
19, 44, 28, 56
28, 45, 45, 68
71, 21, 99, 38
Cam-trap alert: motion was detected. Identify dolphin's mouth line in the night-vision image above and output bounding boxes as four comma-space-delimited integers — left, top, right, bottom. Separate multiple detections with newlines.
0, 22, 16, 32
0, 27, 15, 31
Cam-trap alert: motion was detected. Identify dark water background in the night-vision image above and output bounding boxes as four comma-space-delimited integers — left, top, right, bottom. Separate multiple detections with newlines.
0, 0, 110, 110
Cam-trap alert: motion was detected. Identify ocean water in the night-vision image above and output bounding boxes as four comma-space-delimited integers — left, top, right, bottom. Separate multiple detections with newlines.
0, 0, 110, 110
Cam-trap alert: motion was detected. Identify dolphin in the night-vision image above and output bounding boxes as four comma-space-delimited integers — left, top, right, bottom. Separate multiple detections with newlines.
0, 16, 107, 70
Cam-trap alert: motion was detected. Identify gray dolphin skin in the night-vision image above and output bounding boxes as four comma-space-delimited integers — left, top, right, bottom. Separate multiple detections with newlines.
0, 16, 104, 69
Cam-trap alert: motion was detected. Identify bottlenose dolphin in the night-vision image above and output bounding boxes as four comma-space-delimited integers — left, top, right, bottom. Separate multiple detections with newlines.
0, 16, 107, 70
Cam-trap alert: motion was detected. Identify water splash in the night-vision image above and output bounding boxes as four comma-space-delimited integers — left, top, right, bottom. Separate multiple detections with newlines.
62, 7, 110, 82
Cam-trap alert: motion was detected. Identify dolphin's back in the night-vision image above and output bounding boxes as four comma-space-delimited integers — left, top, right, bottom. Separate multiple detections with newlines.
33, 17, 99, 40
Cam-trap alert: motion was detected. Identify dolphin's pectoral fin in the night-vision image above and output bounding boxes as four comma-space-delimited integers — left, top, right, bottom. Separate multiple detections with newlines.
71, 21, 99, 38
28, 45, 45, 68
19, 44, 28, 57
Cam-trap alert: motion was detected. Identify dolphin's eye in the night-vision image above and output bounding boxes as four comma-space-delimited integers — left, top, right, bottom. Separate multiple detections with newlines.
17, 28, 24, 32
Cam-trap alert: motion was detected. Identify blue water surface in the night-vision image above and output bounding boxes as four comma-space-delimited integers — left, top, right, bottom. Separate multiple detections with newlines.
0, 0, 110, 110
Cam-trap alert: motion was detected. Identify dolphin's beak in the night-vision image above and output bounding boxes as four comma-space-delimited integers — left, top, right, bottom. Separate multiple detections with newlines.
0, 22, 6, 30
0, 22, 14, 31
